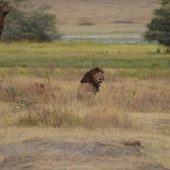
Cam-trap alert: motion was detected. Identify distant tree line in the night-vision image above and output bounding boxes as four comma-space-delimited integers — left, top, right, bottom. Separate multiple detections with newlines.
3, 0, 170, 45
2, 0, 62, 42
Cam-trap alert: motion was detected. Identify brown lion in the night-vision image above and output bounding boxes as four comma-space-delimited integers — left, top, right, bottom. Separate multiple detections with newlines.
77, 68, 104, 101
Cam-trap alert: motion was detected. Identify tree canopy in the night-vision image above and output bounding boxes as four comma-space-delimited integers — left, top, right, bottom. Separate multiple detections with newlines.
144, 0, 170, 47
2, 0, 62, 42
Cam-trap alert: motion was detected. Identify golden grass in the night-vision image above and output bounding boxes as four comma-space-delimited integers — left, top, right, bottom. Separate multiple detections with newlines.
0, 75, 132, 129
0, 70, 169, 130
0, 69, 169, 170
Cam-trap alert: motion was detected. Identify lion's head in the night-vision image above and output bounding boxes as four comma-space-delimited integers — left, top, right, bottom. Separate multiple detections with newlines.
80, 68, 104, 92
77, 68, 104, 101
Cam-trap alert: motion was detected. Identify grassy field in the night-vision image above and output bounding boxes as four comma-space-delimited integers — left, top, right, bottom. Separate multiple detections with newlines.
0, 42, 170, 170
0, 42, 170, 68
0, 73, 170, 170
0, 42, 170, 78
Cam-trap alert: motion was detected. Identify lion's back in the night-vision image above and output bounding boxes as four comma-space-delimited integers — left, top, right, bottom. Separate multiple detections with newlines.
77, 83, 95, 101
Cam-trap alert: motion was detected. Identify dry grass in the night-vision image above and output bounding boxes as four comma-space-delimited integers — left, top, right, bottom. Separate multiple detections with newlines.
0, 70, 170, 169
0, 70, 169, 130
0, 73, 133, 129
102, 79, 170, 113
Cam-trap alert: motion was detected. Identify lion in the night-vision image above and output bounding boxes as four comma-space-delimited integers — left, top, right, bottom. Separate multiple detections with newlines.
77, 68, 104, 101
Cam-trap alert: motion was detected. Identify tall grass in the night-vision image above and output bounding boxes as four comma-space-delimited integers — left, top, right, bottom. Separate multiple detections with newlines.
0, 73, 133, 129
0, 42, 169, 128
0, 72, 169, 129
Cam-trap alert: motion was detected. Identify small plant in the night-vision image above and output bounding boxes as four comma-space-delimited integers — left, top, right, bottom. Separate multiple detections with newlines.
156, 48, 161, 53
5, 85, 20, 102
166, 48, 170, 53
78, 18, 94, 26
128, 90, 137, 103
17, 97, 33, 110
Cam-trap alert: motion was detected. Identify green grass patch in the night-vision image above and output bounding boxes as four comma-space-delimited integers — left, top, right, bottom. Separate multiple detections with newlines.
0, 42, 169, 69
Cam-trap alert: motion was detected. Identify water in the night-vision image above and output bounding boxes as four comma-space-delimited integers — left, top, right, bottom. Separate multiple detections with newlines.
62, 35, 148, 44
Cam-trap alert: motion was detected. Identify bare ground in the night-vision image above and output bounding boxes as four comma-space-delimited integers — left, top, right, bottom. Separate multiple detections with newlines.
0, 115, 170, 170
0, 141, 166, 170
29, 0, 158, 25
27, 0, 159, 35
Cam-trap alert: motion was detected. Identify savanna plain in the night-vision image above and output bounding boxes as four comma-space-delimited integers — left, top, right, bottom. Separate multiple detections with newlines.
0, 42, 170, 170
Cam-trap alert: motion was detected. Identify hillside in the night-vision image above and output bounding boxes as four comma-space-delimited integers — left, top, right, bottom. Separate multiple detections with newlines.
29, 0, 159, 36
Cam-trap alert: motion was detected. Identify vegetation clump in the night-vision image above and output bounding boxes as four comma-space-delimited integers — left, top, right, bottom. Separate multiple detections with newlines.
3, 0, 61, 42
144, 0, 170, 49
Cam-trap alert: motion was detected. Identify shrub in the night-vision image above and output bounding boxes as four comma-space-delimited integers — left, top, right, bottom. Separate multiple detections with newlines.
144, 0, 170, 49
3, 4, 62, 41
5, 85, 21, 102
17, 104, 82, 128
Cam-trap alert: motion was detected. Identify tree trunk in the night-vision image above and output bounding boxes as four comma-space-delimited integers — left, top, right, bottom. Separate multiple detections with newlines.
0, 1, 10, 40
0, 26, 3, 40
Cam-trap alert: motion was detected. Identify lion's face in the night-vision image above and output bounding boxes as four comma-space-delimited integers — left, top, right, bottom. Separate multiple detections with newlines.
93, 71, 104, 86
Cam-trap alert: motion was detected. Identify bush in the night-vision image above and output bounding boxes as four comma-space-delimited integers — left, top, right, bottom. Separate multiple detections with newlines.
2, 5, 62, 42
144, 0, 170, 48
17, 105, 82, 128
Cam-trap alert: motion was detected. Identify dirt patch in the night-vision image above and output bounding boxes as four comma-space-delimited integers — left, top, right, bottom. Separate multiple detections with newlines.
0, 137, 168, 170
0, 137, 142, 158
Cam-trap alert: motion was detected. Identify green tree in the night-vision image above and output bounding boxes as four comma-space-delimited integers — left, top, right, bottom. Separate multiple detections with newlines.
2, 1, 62, 42
144, 0, 170, 48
